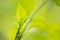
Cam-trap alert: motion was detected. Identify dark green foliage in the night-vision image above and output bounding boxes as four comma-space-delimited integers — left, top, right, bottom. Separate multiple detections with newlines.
52, 0, 60, 6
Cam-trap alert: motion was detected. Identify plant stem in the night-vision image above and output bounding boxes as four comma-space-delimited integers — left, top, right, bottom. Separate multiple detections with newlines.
15, 0, 48, 40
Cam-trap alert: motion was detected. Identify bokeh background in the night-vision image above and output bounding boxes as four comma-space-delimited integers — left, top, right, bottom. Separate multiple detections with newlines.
0, 0, 60, 40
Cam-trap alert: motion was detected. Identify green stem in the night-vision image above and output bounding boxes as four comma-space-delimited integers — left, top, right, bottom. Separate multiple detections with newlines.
15, 0, 48, 40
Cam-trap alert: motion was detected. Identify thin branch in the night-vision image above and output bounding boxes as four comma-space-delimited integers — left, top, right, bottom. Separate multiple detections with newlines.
15, 0, 48, 40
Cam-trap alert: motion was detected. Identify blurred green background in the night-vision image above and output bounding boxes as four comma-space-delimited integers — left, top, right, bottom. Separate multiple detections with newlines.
0, 0, 60, 40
